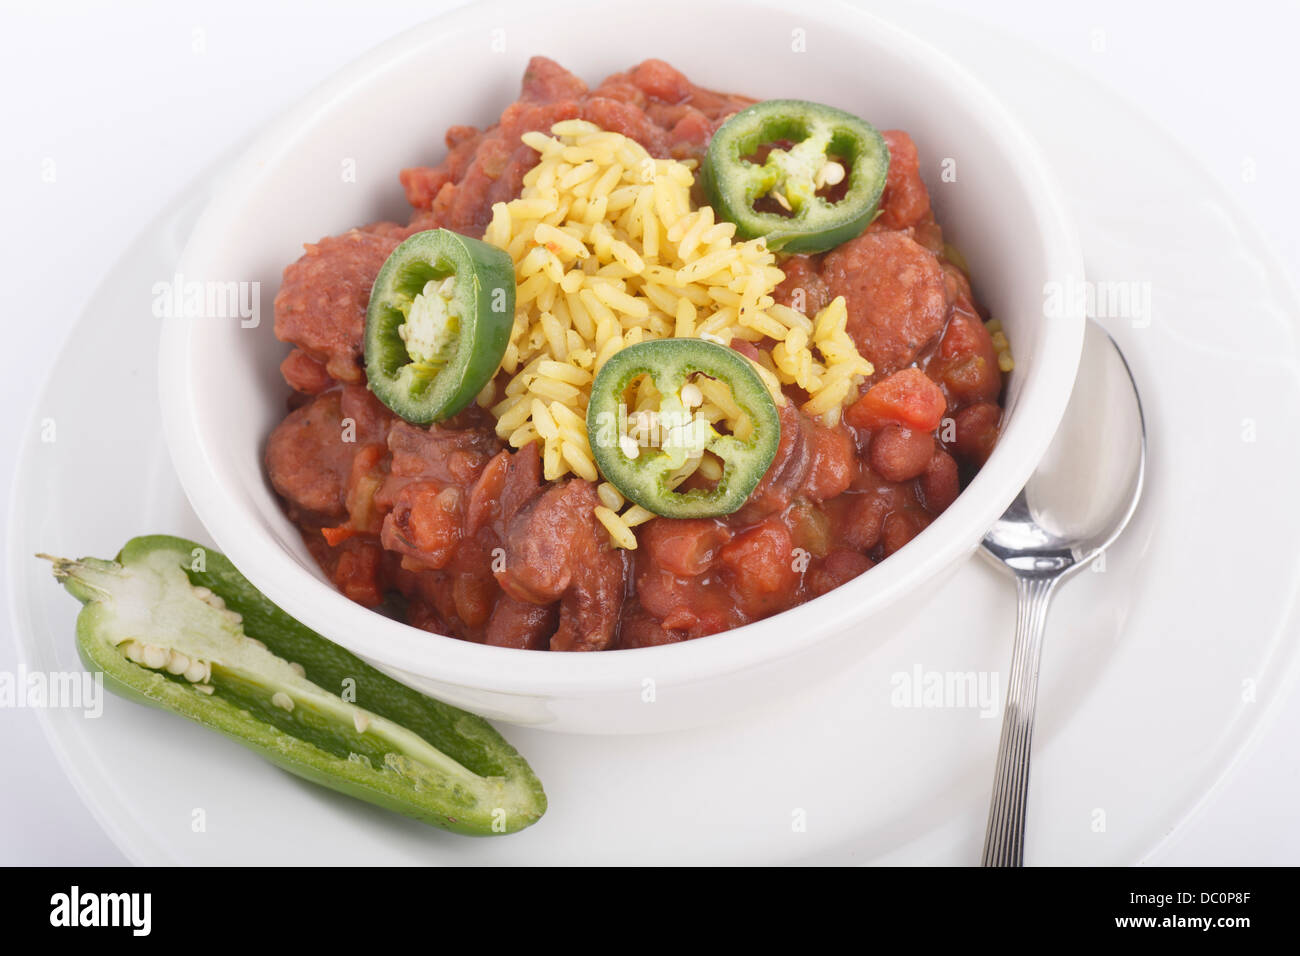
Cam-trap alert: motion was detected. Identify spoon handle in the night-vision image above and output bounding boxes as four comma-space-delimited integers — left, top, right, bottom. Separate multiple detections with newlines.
981, 574, 1058, 866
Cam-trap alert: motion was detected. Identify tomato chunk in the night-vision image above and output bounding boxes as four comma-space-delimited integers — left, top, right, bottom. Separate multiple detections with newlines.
846, 367, 947, 433
641, 518, 733, 577
720, 518, 797, 616
933, 309, 1001, 405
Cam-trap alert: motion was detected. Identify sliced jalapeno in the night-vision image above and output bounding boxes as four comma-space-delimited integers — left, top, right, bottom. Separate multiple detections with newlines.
702, 99, 889, 254
364, 228, 515, 423
44, 535, 546, 835
586, 339, 780, 518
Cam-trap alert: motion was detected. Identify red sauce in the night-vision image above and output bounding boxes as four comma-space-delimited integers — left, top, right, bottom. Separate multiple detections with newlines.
266, 57, 1005, 651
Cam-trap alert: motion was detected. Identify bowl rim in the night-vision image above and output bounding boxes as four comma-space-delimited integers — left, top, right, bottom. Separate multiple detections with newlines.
159, 0, 1086, 695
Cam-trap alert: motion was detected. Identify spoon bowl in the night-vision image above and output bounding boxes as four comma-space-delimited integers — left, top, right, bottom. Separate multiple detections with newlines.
980, 318, 1147, 864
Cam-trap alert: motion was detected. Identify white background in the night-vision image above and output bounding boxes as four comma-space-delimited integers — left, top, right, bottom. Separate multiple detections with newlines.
2, 0, 1297, 865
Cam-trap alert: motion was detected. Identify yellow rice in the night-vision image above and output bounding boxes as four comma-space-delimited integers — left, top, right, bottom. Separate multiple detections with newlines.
481, 119, 875, 548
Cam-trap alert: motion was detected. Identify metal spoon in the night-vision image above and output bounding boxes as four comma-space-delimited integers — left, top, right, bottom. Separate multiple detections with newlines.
979, 319, 1146, 866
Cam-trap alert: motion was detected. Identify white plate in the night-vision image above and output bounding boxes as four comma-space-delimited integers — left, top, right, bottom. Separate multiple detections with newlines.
9, 7, 1300, 864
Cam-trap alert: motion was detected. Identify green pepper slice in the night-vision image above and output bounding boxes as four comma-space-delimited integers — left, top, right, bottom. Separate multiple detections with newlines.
44, 535, 546, 836
702, 99, 890, 254
364, 228, 515, 423
587, 339, 780, 519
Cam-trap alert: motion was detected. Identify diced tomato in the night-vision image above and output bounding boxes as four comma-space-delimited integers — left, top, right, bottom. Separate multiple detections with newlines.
333, 540, 385, 608
641, 518, 732, 577
933, 308, 1001, 405
845, 367, 948, 432
320, 526, 356, 546
668, 109, 712, 148
720, 518, 797, 615
400, 485, 462, 568
634, 568, 735, 639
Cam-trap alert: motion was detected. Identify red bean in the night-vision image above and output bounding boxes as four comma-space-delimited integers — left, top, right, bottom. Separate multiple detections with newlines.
806, 549, 873, 598
870, 424, 935, 482
802, 423, 856, 501
881, 510, 930, 557
919, 449, 960, 514
279, 349, 334, 395
616, 603, 685, 649
452, 570, 494, 631
953, 403, 1001, 465
842, 493, 888, 551
485, 596, 557, 650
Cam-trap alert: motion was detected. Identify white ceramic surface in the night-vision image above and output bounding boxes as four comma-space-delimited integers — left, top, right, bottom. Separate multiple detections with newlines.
156, 0, 1085, 733
12, 2, 1300, 866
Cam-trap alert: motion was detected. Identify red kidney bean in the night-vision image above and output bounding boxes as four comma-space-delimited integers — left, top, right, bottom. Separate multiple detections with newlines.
842, 493, 889, 551
881, 509, 931, 557
802, 422, 856, 501
870, 424, 935, 482
806, 549, 873, 598
919, 449, 960, 514
952, 402, 1001, 465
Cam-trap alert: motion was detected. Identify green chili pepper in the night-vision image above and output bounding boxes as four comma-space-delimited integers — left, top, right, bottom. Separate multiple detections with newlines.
364, 228, 515, 423
586, 339, 780, 518
43, 535, 546, 836
702, 99, 890, 254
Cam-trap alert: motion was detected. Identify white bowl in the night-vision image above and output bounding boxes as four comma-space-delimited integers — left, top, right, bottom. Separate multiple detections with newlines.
159, 0, 1085, 733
